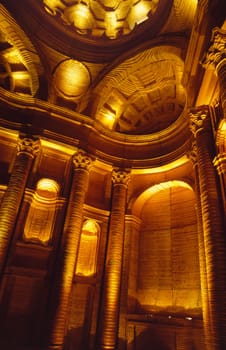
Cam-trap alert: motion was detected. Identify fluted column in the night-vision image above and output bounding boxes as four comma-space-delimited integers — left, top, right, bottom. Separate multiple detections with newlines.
98, 168, 130, 350
189, 142, 212, 350
189, 106, 226, 350
118, 215, 141, 345
0, 135, 40, 276
203, 27, 226, 119
48, 149, 94, 350
213, 153, 226, 217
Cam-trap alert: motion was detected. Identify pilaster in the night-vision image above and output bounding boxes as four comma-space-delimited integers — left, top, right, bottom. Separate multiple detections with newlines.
203, 27, 226, 120
189, 142, 212, 350
213, 153, 226, 218
98, 168, 130, 350
48, 149, 94, 350
0, 135, 40, 275
189, 106, 226, 350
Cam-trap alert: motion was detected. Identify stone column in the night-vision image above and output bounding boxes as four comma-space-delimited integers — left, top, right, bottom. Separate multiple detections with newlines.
98, 168, 130, 350
189, 106, 226, 350
48, 149, 94, 350
0, 135, 40, 275
203, 27, 226, 119
189, 142, 212, 350
213, 153, 226, 217
118, 215, 141, 347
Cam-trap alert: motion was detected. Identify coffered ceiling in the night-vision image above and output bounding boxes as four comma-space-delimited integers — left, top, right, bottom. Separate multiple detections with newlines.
0, 0, 223, 166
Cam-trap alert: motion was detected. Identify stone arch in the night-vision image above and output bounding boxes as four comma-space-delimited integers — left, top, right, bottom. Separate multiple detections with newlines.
131, 180, 201, 316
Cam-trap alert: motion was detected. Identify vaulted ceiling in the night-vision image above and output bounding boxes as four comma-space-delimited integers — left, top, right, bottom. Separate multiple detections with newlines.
0, 0, 224, 166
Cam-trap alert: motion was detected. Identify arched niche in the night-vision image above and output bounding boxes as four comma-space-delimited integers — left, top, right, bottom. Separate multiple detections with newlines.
23, 178, 59, 246
75, 219, 100, 277
133, 180, 201, 317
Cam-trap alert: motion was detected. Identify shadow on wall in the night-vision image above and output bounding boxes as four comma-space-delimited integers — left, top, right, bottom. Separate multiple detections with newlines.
127, 327, 172, 350
65, 326, 171, 350
66, 326, 127, 350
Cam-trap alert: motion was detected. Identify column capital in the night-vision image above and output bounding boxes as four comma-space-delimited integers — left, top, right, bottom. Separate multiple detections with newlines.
112, 168, 130, 186
17, 135, 40, 158
189, 106, 211, 137
202, 27, 226, 71
72, 149, 95, 171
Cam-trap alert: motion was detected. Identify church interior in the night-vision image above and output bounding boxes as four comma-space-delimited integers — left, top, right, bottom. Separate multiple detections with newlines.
0, 0, 225, 349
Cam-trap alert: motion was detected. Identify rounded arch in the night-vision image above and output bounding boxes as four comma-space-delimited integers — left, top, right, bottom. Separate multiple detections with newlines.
132, 180, 193, 218
75, 219, 100, 277
23, 178, 60, 245
132, 180, 201, 316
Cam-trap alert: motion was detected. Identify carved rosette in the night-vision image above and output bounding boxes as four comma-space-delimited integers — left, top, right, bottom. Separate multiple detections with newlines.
112, 168, 130, 187
189, 106, 211, 137
203, 27, 226, 70
72, 149, 94, 171
17, 136, 40, 158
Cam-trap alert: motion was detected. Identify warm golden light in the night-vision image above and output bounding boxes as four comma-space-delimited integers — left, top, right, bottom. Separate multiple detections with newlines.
220, 119, 226, 131
53, 59, 90, 100
75, 219, 99, 277
11, 71, 29, 80
36, 178, 59, 199
133, 180, 193, 217
64, 4, 94, 31
42, 0, 159, 39
3, 48, 22, 63
98, 111, 117, 130
105, 11, 118, 39
23, 178, 59, 245
132, 155, 189, 175
128, 2, 151, 29
41, 139, 75, 155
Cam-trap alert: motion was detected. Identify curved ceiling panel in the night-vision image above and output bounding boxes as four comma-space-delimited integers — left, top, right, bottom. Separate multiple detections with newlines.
52, 59, 91, 100
91, 45, 186, 134
0, 5, 42, 96
42, 0, 170, 41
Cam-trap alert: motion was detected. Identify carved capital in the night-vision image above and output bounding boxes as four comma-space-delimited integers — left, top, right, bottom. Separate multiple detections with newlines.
72, 149, 95, 171
17, 136, 40, 157
112, 168, 130, 186
189, 106, 211, 137
202, 27, 226, 70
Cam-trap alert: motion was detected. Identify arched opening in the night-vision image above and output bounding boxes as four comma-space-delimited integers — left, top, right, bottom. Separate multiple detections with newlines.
23, 178, 59, 245
134, 181, 201, 317
75, 219, 100, 277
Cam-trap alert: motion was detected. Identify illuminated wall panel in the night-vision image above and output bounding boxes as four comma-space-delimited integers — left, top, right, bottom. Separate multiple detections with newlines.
23, 178, 59, 246
75, 219, 99, 277
137, 183, 201, 316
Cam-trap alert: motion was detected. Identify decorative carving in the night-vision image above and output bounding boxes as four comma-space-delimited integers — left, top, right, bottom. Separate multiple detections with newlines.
189, 106, 211, 136
17, 136, 40, 157
112, 168, 130, 186
188, 141, 198, 166
72, 149, 95, 170
202, 27, 226, 70
42, 0, 159, 40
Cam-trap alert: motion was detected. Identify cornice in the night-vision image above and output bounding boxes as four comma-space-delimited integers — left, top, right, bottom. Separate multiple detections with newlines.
0, 88, 191, 168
